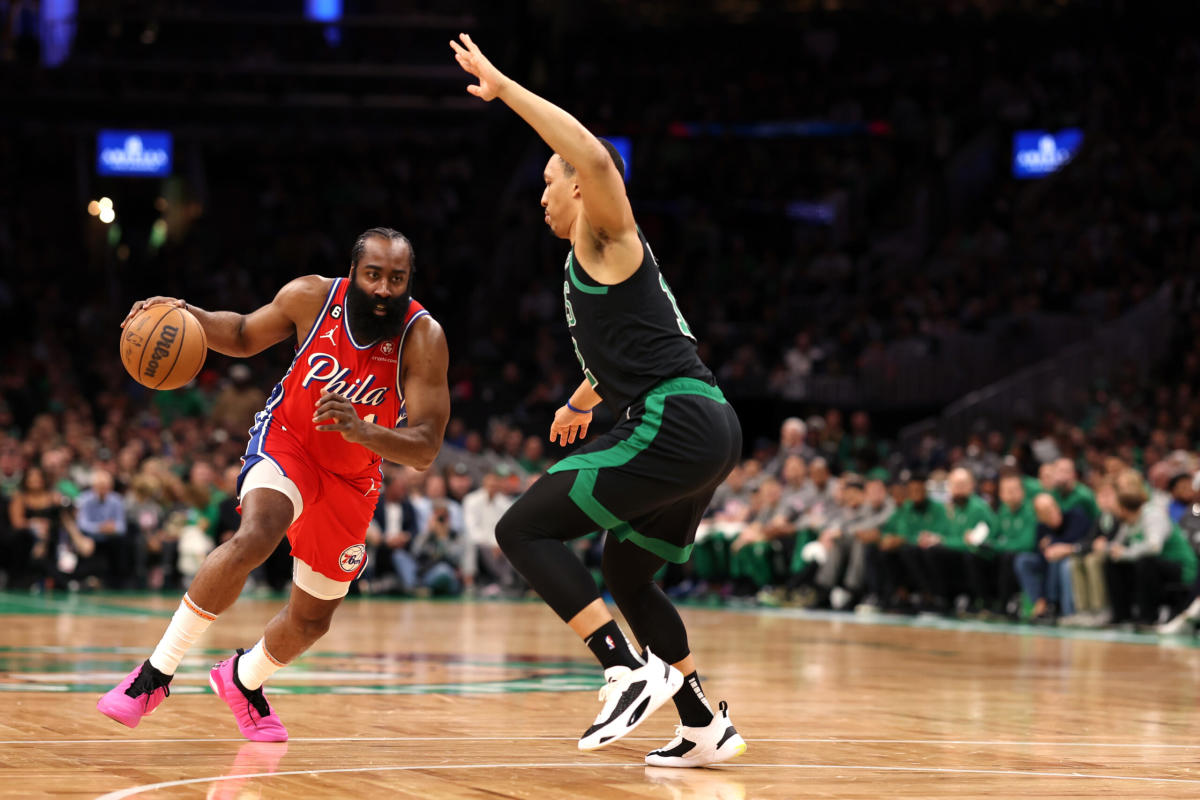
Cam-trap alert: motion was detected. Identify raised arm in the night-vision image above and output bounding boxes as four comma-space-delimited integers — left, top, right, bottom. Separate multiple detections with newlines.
119, 275, 329, 358
450, 34, 635, 246
312, 315, 450, 470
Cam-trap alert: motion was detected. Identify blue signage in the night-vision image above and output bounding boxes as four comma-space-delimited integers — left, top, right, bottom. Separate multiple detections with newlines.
97, 130, 173, 177
1012, 129, 1083, 179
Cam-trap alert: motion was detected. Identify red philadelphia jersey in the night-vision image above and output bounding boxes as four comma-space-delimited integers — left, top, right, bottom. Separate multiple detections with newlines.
243, 277, 430, 480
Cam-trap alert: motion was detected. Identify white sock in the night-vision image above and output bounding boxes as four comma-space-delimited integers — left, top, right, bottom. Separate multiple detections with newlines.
148, 593, 216, 675
236, 638, 285, 691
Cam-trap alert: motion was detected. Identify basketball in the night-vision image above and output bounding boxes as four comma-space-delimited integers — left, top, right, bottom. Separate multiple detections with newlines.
119, 303, 207, 390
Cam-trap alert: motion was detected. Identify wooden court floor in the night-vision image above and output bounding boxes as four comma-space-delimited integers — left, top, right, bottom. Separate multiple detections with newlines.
2, 592, 1200, 799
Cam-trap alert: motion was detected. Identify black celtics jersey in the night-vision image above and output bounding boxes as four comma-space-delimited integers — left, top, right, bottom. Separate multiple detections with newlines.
562, 230, 714, 414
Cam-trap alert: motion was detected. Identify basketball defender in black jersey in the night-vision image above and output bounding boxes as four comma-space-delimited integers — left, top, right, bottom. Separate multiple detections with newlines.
452, 34, 746, 766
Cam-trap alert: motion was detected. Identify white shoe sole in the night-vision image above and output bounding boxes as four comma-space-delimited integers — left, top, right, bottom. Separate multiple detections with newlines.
579, 664, 684, 751
645, 731, 747, 767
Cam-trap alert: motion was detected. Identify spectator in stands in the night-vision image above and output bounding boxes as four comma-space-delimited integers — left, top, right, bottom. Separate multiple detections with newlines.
8, 465, 78, 587
1014, 494, 1088, 623
0, 440, 22, 497
817, 475, 895, 608
124, 475, 167, 590
365, 469, 419, 594
872, 472, 943, 612
210, 364, 267, 435
413, 473, 464, 541
942, 468, 998, 614
1071, 481, 1120, 625
764, 418, 814, 476
838, 411, 884, 474
1102, 469, 1197, 626
182, 460, 225, 546
798, 458, 838, 531
446, 461, 476, 505
411, 498, 465, 596
1052, 458, 1099, 523
908, 468, 978, 613
777, 456, 812, 517
970, 471, 1036, 618
727, 478, 798, 596
462, 466, 516, 595
74, 467, 128, 589
1166, 470, 1194, 524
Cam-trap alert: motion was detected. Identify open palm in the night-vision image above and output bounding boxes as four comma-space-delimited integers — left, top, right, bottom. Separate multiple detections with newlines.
449, 33, 505, 101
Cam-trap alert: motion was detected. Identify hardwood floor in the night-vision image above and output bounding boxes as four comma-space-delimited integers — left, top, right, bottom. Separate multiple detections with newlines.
1, 592, 1198, 798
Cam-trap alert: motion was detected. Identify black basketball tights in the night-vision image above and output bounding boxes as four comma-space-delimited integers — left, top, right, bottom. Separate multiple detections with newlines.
494, 470, 691, 665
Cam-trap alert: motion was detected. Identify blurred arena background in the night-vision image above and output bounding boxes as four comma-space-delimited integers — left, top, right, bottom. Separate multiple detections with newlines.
2, 1, 1200, 797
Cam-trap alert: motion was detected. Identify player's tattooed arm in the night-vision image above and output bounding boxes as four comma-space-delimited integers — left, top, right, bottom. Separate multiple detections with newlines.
313, 316, 450, 470
120, 275, 328, 358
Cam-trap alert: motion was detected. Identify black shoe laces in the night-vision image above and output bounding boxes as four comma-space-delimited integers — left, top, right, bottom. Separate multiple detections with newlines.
241, 685, 271, 720
125, 660, 172, 701
230, 648, 271, 720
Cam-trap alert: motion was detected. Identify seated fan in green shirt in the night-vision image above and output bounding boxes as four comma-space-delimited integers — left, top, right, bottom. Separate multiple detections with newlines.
962, 470, 1037, 617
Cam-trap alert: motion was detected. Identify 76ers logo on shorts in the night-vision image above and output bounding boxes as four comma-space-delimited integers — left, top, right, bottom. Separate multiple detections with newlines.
338, 544, 367, 573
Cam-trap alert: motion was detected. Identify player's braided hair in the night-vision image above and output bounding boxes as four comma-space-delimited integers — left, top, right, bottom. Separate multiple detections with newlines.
350, 227, 414, 272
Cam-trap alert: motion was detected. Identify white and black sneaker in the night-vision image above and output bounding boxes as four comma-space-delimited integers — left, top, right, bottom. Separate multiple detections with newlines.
578, 648, 683, 751
645, 700, 746, 767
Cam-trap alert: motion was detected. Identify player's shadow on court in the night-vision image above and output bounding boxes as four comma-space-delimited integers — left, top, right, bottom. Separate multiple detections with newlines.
644, 766, 746, 800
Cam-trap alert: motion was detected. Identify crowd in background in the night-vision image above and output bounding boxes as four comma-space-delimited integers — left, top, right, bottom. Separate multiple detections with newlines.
3, 3, 1199, 429
2, 2, 1200, 632
3, 293, 1200, 635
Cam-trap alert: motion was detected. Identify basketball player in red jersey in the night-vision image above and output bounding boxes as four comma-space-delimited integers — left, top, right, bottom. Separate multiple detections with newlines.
98, 228, 450, 741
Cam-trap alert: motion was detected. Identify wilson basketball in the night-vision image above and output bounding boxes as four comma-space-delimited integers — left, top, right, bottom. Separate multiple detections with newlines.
120, 303, 208, 390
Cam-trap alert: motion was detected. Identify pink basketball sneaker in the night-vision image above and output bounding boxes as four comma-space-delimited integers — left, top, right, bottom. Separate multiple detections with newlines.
97, 660, 172, 728
208, 649, 288, 742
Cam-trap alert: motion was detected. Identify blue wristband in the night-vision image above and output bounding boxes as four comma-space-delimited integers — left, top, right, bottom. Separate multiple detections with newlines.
566, 400, 591, 414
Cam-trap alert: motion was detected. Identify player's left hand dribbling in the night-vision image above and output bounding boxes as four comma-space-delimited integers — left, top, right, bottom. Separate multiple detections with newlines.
313, 390, 367, 444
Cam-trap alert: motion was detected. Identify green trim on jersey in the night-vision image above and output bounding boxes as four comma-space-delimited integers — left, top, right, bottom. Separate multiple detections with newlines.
549, 376, 726, 563
567, 252, 609, 295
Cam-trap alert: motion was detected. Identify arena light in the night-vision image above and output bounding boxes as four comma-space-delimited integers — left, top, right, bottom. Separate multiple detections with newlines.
87, 200, 101, 216
305, 0, 342, 22
99, 197, 113, 211
99, 207, 116, 224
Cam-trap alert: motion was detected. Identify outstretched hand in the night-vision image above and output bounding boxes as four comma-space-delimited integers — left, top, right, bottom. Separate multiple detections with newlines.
449, 32, 506, 101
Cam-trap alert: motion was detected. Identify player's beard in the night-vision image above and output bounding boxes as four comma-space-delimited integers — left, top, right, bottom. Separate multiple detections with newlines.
345, 272, 410, 344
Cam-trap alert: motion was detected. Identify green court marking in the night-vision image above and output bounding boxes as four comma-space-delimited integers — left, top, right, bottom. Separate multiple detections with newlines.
0, 592, 173, 618
0, 645, 594, 672
0, 673, 600, 696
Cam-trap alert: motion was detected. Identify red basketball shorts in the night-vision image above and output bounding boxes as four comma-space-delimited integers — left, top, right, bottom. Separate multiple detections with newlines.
237, 429, 381, 591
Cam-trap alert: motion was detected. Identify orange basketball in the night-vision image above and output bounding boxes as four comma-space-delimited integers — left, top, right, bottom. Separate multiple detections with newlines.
120, 303, 208, 390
